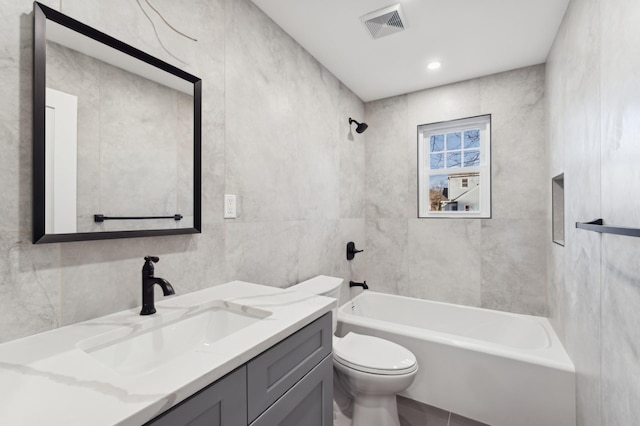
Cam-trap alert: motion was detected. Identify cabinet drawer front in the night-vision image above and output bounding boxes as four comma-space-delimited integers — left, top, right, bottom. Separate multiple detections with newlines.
250, 355, 333, 426
247, 312, 332, 422
146, 367, 247, 426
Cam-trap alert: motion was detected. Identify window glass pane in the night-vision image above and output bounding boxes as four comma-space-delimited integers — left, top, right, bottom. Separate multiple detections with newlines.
446, 151, 461, 168
463, 150, 480, 167
430, 134, 444, 152
464, 129, 480, 148
418, 114, 491, 218
428, 174, 448, 211
446, 132, 462, 150
448, 172, 480, 212
430, 153, 444, 169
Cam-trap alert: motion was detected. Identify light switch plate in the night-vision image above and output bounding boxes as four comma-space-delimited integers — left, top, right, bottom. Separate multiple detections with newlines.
224, 194, 236, 219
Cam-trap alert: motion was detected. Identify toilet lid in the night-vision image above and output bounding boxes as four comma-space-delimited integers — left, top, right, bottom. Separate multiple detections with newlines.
333, 332, 417, 375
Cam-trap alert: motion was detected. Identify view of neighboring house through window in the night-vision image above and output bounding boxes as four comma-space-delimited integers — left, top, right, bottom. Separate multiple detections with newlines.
417, 115, 491, 218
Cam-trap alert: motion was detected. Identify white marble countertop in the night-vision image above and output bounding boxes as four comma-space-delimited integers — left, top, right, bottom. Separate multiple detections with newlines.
0, 281, 335, 425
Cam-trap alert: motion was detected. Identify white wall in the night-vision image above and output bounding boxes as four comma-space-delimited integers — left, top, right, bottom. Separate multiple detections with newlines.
0, 0, 365, 343
547, 0, 640, 423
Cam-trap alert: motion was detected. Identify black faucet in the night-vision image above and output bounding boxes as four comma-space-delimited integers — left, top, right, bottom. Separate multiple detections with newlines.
349, 280, 369, 290
140, 256, 175, 315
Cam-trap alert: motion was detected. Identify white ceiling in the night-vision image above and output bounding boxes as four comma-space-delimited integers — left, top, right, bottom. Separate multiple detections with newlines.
250, 0, 570, 102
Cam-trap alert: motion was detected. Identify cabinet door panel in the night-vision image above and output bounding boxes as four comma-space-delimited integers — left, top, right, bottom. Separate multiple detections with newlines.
247, 313, 332, 422
145, 366, 247, 426
251, 355, 333, 426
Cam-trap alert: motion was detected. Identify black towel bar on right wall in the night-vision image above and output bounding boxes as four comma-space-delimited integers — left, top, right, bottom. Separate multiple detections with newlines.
576, 218, 640, 237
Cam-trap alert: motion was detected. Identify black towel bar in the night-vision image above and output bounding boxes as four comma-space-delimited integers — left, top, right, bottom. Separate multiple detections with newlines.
94, 214, 183, 223
576, 218, 640, 237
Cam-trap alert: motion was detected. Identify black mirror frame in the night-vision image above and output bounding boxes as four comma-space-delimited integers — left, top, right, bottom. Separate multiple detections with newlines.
32, 2, 202, 244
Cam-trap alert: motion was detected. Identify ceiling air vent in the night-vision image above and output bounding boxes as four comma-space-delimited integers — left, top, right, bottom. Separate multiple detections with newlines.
360, 4, 407, 40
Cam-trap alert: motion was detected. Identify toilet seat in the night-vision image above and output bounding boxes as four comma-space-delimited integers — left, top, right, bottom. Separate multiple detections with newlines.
333, 332, 417, 376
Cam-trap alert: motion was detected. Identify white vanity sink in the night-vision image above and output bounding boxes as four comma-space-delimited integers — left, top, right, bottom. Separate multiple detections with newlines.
0, 281, 335, 426
77, 301, 271, 375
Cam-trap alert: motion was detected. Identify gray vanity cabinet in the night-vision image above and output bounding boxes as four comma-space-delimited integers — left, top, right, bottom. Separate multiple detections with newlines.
250, 356, 333, 426
247, 313, 332, 422
145, 313, 332, 426
146, 367, 247, 426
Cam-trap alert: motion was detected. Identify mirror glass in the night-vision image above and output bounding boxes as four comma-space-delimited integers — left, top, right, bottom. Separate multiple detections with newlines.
33, 3, 201, 243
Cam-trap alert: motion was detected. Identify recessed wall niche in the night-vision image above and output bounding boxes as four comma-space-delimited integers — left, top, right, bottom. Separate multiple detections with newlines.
552, 173, 565, 246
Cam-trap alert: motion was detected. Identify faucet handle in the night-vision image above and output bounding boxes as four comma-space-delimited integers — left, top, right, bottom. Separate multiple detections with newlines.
144, 256, 160, 263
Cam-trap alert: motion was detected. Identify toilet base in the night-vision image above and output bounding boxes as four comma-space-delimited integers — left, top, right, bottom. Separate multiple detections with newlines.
352, 394, 400, 426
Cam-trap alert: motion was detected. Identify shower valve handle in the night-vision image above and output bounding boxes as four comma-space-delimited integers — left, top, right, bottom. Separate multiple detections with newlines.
346, 241, 363, 260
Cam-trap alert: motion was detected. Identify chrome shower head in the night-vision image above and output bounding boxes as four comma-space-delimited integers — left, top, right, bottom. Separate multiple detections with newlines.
349, 117, 368, 134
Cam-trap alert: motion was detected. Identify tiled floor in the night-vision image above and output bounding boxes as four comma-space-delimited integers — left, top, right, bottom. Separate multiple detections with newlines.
398, 396, 489, 426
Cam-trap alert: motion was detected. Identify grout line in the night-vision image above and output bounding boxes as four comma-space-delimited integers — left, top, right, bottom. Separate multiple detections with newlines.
447, 411, 451, 426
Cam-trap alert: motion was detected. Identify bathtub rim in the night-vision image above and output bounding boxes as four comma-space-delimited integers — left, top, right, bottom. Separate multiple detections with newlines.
338, 291, 574, 373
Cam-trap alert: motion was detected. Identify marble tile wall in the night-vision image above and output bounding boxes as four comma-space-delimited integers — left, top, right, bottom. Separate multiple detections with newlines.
547, 0, 640, 423
0, 0, 365, 343
365, 65, 548, 316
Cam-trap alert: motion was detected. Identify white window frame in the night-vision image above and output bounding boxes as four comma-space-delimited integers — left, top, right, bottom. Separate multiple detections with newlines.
417, 115, 491, 218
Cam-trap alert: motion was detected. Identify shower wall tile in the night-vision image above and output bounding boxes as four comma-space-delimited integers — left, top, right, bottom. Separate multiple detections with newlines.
547, 243, 566, 340
365, 66, 547, 315
559, 0, 603, 423
407, 219, 482, 307
601, 237, 640, 425
480, 218, 547, 316
365, 218, 409, 295
563, 231, 601, 426
600, 0, 640, 229
480, 66, 547, 220
598, 0, 640, 424
339, 83, 366, 219
365, 95, 408, 219
297, 218, 366, 301
0, 233, 60, 344
407, 79, 482, 127
548, 0, 640, 422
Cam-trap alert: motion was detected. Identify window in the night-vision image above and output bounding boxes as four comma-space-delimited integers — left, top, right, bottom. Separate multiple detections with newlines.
418, 115, 491, 218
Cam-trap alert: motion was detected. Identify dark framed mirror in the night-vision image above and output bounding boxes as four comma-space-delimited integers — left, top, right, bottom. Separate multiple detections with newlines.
33, 2, 201, 243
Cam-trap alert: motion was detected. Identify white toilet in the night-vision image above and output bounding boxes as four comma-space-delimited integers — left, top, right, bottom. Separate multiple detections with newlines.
292, 275, 418, 426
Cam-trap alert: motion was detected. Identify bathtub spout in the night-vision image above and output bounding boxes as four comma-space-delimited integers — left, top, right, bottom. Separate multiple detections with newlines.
349, 280, 368, 290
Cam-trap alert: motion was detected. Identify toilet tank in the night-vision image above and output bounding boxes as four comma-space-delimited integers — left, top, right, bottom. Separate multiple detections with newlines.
291, 275, 343, 333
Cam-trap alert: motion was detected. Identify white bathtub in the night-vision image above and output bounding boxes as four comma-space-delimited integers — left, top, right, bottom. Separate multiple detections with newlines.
337, 291, 575, 426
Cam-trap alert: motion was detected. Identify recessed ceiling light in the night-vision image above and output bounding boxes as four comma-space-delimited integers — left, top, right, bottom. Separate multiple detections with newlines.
427, 61, 441, 70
